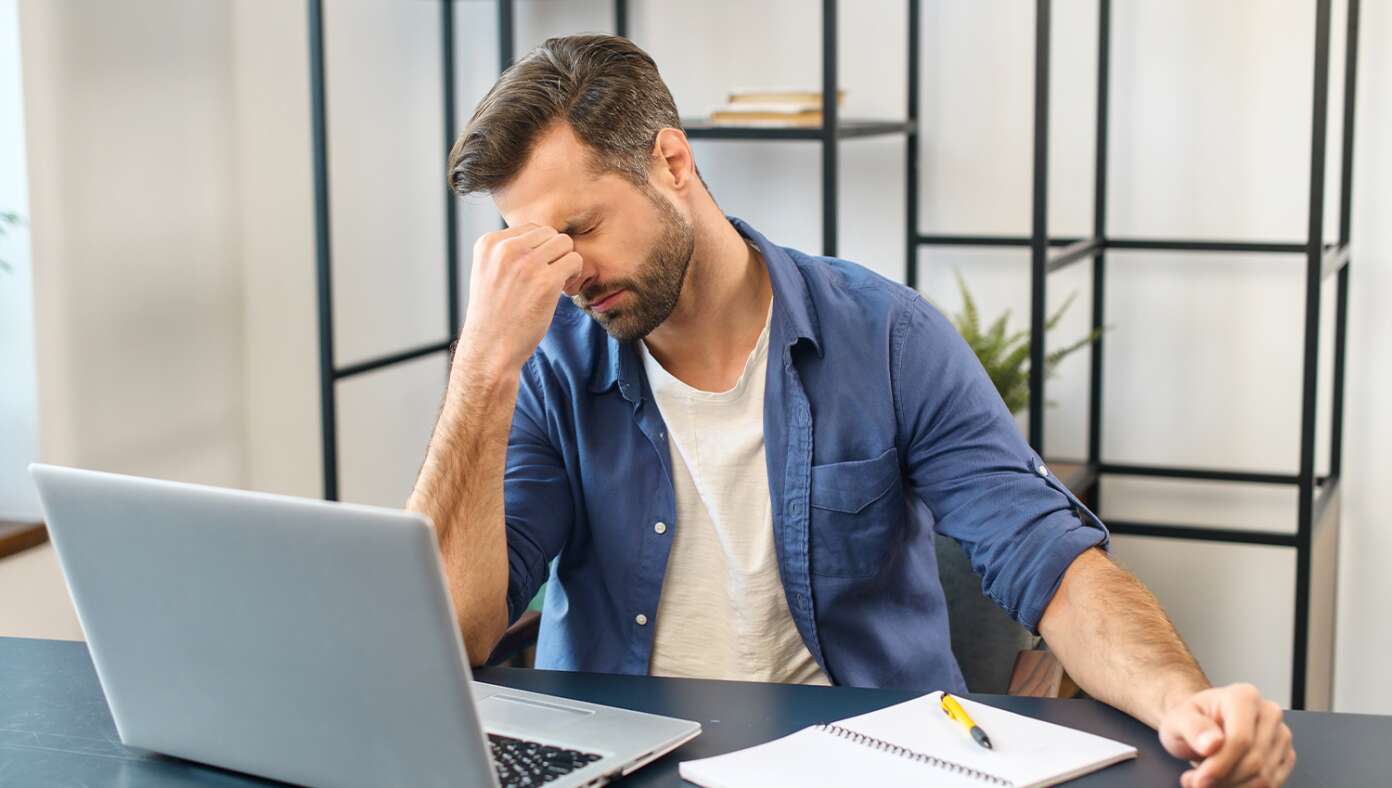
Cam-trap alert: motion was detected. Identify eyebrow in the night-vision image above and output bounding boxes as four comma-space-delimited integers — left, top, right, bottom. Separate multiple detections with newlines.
558, 209, 598, 235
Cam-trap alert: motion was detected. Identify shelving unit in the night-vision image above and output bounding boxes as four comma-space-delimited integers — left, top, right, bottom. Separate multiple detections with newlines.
307, 0, 913, 502
308, 0, 1359, 709
908, 0, 1359, 710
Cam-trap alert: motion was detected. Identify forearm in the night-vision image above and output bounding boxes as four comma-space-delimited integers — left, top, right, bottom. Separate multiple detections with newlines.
1038, 548, 1210, 728
407, 350, 520, 666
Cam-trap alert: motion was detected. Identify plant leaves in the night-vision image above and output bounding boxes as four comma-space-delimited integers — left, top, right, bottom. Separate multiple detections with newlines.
1045, 290, 1078, 332
943, 274, 1109, 414
954, 269, 980, 340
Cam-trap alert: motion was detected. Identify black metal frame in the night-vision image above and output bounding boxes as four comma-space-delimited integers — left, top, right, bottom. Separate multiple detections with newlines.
308, 0, 463, 501
310, 0, 912, 500
309, 0, 1358, 709
909, 0, 1358, 710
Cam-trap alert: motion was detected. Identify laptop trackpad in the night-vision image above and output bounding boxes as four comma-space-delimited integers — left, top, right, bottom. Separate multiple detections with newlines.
478, 694, 595, 733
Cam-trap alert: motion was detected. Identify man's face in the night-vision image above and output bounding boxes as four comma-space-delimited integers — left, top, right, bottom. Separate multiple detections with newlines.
494, 122, 695, 342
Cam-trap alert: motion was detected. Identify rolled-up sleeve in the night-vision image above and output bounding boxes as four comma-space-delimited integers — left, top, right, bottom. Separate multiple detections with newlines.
893, 294, 1109, 633
501, 355, 575, 624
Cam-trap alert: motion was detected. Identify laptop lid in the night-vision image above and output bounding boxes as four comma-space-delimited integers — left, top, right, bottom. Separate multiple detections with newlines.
29, 463, 499, 788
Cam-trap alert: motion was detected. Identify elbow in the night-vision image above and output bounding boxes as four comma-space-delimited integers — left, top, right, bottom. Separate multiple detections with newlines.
465, 646, 492, 669
467, 604, 540, 668
462, 618, 506, 668
460, 605, 510, 668
463, 622, 503, 668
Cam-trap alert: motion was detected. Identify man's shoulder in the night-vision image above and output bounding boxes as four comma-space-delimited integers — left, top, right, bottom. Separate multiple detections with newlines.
782, 244, 948, 340
790, 245, 910, 296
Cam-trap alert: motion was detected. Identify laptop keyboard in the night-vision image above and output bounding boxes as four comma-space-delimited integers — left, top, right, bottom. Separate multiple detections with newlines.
488, 732, 604, 787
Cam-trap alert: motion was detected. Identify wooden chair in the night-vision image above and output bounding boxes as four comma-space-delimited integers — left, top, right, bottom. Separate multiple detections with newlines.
486, 535, 1077, 699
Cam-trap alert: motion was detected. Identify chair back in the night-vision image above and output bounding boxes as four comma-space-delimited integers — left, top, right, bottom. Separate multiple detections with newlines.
934, 533, 1039, 693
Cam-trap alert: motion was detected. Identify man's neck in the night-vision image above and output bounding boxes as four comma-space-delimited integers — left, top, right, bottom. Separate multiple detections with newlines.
642, 216, 772, 393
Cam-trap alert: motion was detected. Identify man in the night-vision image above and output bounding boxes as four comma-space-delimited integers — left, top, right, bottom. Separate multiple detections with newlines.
408, 34, 1294, 788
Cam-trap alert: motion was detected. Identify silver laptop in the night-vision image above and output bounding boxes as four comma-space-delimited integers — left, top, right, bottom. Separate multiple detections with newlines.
29, 463, 700, 788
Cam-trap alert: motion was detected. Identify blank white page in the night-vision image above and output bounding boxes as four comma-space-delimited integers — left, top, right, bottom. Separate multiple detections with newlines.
678, 727, 982, 788
679, 692, 1136, 788
836, 692, 1137, 787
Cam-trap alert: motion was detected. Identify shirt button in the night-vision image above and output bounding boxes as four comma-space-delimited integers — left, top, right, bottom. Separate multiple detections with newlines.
635, 613, 648, 626
1038, 464, 1049, 477
654, 521, 668, 535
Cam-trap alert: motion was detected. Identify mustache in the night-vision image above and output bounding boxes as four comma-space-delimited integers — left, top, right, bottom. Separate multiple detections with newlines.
573, 280, 637, 308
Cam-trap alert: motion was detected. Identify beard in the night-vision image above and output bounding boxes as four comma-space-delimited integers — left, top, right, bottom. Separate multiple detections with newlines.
571, 187, 694, 342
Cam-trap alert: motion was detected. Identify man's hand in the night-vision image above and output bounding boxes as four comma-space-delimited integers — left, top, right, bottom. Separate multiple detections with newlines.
460, 222, 584, 375
1038, 550, 1293, 786
406, 223, 581, 664
1159, 683, 1295, 787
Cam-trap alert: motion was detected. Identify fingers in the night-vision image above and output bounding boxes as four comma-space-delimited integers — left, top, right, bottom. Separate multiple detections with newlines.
515, 224, 564, 250
1190, 684, 1261, 788
519, 235, 584, 293
1243, 705, 1293, 787
476, 223, 563, 260
1218, 699, 1284, 785
1171, 685, 1293, 788
520, 231, 574, 266
1228, 746, 1296, 787
494, 221, 545, 240
552, 251, 585, 291
493, 225, 565, 260
1268, 740, 1295, 786
1161, 700, 1225, 762
472, 222, 585, 298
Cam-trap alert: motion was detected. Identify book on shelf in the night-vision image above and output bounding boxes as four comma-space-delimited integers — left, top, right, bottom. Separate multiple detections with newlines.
728, 87, 846, 106
704, 86, 846, 127
708, 105, 824, 127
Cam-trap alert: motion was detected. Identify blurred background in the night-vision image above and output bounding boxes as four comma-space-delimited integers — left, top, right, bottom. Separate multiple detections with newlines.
1, 0, 1388, 714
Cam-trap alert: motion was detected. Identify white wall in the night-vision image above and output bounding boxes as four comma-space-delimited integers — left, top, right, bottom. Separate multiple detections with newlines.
12, 0, 247, 641
0, 0, 40, 522
21, 0, 246, 486
231, 0, 320, 500
6, 0, 1390, 714
0, 0, 75, 643
1332, 0, 1392, 716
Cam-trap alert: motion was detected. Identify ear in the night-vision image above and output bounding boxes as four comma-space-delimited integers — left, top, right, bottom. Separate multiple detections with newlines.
650, 127, 697, 193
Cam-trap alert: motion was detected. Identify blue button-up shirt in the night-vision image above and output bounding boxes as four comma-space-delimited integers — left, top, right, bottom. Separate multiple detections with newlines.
503, 215, 1109, 692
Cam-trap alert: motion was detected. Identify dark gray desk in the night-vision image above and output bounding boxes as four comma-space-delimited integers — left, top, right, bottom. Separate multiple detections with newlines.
1, 637, 1385, 786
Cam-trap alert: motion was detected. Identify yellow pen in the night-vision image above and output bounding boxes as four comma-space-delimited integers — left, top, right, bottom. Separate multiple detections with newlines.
941, 692, 993, 750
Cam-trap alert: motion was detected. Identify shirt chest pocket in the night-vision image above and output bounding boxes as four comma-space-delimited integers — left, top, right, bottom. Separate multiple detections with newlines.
808, 446, 906, 578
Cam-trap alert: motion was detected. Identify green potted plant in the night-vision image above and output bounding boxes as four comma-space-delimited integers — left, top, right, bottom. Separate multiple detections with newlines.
943, 269, 1106, 414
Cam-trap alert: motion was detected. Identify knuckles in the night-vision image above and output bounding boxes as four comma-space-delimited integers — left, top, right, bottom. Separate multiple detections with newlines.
478, 227, 570, 267
1233, 682, 1261, 700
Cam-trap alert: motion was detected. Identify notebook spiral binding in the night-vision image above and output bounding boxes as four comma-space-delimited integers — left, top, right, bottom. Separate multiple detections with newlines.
814, 724, 1014, 787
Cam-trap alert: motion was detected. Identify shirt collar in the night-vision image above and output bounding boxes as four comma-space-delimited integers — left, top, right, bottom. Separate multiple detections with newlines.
588, 214, 822, 400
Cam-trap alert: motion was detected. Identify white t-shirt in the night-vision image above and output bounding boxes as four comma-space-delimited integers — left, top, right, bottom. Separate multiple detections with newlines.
640, 292, 830, 685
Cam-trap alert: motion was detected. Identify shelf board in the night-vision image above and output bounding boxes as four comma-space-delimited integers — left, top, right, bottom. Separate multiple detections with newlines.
0, 521, 47, 560
1044, 459, 1099, 497
682, 118, 913, 141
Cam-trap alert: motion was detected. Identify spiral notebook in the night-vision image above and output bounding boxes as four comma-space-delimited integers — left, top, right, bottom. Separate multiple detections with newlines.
678, 691, 1136, 788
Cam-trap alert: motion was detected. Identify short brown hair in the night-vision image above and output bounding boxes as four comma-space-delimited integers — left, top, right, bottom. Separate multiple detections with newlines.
447, 34, 687, 197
